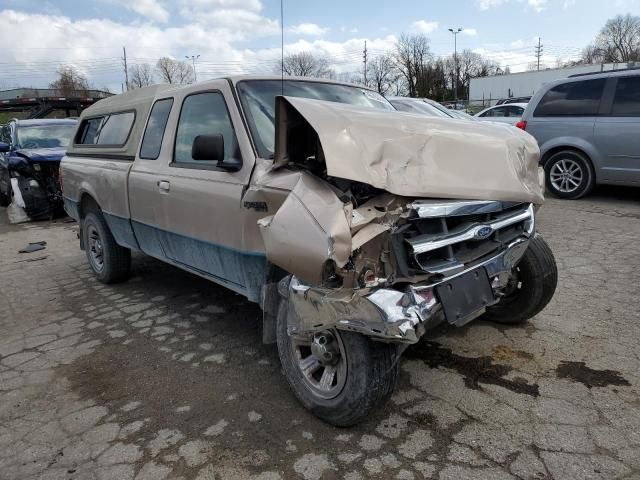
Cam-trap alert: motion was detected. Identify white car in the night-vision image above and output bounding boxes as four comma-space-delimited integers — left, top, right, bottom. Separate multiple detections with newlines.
475, 103, 528, 126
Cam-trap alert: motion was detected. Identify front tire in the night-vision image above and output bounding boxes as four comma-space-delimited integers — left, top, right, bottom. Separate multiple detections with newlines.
82, 211, 131, 283
544, 150, 595, 199
483, 234, 558, 325
276, 300, 399, 426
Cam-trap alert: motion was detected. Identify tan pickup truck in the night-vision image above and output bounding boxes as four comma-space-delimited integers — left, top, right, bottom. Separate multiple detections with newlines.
61, 76, 557, 426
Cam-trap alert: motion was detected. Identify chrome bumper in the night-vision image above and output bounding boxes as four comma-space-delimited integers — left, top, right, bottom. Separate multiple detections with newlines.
284, 236, 532, 344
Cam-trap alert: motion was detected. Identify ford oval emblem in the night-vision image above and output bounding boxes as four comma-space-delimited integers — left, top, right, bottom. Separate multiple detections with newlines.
474, 225, 493, 240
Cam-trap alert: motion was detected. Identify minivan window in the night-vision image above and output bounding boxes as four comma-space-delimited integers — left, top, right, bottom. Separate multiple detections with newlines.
611, 76, 640, 116
174, 92, 240, 166
140, 98, 173, 159
76, 111, 135, 146
534, 79, 605, 117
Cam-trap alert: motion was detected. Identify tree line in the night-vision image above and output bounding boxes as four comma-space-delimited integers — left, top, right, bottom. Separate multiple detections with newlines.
48, 14, 640, 99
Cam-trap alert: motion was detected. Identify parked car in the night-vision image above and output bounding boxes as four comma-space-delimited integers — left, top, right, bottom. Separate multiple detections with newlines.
518, 69, 640, 199
495, 96, 531, 105
387, 97, 453, 117
0, 118, 77, 219
475, 103, 528, 125
61, 77, 557, 426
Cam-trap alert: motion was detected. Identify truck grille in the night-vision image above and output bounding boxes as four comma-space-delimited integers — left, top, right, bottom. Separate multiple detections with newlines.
392, 201, 534, 278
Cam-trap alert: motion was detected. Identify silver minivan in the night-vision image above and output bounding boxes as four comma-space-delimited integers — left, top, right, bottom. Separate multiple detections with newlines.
520, 69, 640, 199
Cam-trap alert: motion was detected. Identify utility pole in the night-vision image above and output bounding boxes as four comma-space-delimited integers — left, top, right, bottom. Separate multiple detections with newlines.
185, 54, 200, 82
535, 37, 543, 71
122, 46, 129, 91
363, 41, 368, 86
448, 28, 462, 106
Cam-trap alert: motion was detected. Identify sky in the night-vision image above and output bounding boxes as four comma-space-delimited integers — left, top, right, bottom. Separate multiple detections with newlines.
1, 0, 639, 92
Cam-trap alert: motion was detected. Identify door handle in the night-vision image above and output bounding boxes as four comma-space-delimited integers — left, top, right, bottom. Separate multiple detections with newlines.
157, 180, 170, 193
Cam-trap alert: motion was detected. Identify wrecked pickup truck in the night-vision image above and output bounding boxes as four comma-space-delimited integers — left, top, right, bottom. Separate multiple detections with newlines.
0, 118, 77, 220
61, 77, 557, 426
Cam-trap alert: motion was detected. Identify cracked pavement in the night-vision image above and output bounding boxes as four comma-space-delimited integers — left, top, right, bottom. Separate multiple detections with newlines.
1, 187, 639, 480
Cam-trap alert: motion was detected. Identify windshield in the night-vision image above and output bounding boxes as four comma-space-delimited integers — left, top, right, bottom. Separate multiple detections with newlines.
16, 124, 75, 149
237, 79, 395, 158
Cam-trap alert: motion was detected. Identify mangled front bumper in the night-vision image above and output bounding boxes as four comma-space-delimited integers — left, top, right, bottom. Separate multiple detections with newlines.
282, 236, 532, 344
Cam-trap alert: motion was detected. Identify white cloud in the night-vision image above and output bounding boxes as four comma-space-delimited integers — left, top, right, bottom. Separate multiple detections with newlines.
288, 23, 329, 36
0, 9, 395, 91
411, 20, 439, 34
128, 0, 169, 23
477, 0, 507, 10
462, 28, 477, 36
178, 0, 279, 39
476, 0, 547, 12
527, 0, 547, 12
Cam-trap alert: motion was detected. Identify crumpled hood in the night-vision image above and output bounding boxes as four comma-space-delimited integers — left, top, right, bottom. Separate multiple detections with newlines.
14, 147, 66, 163
274, 96, 544, 204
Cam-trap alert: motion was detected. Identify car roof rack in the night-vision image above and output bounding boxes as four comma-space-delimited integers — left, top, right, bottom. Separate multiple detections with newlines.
568, 66, 640, 78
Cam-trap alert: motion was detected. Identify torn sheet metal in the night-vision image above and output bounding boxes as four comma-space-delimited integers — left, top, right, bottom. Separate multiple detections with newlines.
284, 236, 532, 344
258, 173, 352, 285
274, 96, 544, 204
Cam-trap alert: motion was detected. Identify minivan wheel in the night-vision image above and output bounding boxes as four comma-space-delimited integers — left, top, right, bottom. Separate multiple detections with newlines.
544, 150, 594, 199
276, 300, 399, 427
82, 211, 131, 283
483, 234, 558, 325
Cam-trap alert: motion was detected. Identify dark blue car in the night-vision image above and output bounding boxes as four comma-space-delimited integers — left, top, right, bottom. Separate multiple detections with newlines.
0, 118, 77, 219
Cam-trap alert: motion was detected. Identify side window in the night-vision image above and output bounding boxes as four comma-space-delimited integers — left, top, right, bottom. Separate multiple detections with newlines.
534, 79, 606, 117
77, 117, 104, 144
76, 112, 135, 146
173, 92, 240, 166
611, 76, 640, 116
506, 106, 524, 117
140, 98, 173, 159
486, 107, 506, 117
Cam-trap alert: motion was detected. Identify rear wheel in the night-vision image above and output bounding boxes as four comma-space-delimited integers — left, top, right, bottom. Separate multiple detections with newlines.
276, 300, 399, 426
544, 150, 595, 199
483, 235, 558, 325
82, 211, 131, 283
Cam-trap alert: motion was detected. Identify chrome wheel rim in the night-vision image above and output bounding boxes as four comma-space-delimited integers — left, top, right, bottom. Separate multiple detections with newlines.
290, 330, 347, 400
549, 159, 583, 194
87, 224, 104, 272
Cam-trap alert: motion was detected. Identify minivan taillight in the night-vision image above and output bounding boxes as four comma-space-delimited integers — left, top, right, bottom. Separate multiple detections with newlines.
516, 120, 527, 130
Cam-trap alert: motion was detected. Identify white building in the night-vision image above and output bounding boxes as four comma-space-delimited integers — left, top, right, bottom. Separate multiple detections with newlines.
469, 62, 639, 106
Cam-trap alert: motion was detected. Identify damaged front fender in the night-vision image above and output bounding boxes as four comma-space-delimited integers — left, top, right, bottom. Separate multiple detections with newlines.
258, 173, 352, 286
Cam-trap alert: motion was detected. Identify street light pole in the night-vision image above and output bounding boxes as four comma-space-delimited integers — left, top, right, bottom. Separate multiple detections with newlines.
448, 28, 462, 107
185, 54, 200, 82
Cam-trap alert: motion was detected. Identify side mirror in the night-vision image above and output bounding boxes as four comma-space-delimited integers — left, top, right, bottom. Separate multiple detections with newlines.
0, 142, 10, 153
192, 134, 224, 162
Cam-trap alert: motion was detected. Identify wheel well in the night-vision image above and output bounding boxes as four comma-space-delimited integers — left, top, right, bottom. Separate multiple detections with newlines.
541, 146, 591, 168
78, 193, 101, 219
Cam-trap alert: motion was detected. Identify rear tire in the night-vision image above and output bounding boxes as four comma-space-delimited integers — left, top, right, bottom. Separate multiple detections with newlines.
276, 299, 399, 426
82, 211, 131, 283
483, 234, 557, 325
544, 150, 595, 199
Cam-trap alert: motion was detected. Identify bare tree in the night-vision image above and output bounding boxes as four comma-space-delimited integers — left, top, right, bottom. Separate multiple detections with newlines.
277, 52, 334, 78
584, 14, 640, 63
49, 65, 90, 96
394, 34, 433, 97
129, 64, 154, 89
156, 57, 195, 84
366, 54, 398, 95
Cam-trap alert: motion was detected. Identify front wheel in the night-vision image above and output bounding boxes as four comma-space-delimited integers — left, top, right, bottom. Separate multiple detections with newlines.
483, 234, 558, 325
276, 300, 399, 427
